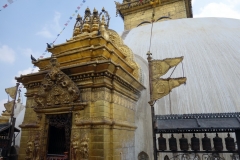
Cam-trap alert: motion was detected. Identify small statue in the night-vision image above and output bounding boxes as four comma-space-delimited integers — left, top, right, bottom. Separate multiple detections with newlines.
25, 141, 34, 160
71, 132, 80, 160
79, 136, 89, 160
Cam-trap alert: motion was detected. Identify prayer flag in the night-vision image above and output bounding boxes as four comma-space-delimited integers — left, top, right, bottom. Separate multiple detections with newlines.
75, 10, 78, 13
72, 14, 75, 16
5, 86, 17, 99
83, 0, 86, 3
77, 6, 80, 9
8, 0, 13, 4
70, 17, 72, 19
57, 34, 60, 36
63, 27, 65, 30
40, 56, 43, 58
64, 23, 68, 26
151, 77, 186, 101
3, 4, 8, 8
150, 56, 183, 79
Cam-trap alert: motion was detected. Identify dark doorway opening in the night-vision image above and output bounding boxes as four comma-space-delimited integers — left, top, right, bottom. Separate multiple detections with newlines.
48, 125, 66, 154
46, 113, 72, 156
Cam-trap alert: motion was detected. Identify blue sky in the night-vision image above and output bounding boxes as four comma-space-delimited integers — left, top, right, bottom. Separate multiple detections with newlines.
0, 0, 240, 113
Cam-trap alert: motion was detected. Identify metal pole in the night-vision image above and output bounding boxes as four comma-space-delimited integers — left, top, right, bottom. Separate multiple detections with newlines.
147, 52, 157, 160
6, 83, 19, 159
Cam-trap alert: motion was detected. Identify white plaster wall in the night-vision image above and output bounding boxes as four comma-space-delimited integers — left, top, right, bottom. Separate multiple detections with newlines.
134, 55, 153, 160
123, 17, 240, 159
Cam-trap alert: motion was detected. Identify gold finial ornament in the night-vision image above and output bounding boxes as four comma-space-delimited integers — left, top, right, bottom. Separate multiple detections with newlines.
72, 7, 110, 36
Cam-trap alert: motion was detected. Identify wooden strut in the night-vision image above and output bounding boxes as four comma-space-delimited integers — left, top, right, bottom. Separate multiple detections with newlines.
6, 82, 19, 160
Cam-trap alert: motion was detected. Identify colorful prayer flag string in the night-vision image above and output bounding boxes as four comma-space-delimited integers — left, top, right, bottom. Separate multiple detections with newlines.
31, 0, 87, 73
1, 0, 16, 11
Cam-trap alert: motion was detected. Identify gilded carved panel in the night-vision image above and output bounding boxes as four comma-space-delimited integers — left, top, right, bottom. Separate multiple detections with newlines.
34, 55, 80, 108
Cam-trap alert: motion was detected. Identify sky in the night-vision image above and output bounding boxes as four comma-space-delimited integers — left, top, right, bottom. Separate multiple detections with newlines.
0, 0, 240, 113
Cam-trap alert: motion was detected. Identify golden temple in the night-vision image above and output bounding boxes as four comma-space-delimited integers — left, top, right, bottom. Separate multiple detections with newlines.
16, 7, 145, 160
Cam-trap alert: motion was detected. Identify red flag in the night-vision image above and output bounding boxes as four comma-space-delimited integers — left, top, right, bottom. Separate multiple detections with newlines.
3, 4, 8, 8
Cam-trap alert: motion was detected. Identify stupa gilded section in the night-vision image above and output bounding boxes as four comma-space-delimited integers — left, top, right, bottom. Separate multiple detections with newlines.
16, 8, 145, 160
115, 0, 192, 30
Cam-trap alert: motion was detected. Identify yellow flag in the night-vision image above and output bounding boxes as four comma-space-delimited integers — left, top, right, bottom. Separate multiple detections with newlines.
151, 77, 186, 101
150, 56, 183, 79
5, 86, 17, 99
4, 100, 14, 113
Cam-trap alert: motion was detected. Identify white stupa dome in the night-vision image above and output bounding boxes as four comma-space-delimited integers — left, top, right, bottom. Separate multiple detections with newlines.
123, 17, 240, 115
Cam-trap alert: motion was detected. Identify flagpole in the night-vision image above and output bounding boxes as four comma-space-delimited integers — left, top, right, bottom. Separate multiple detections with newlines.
6, 82, 19, 160
147, 51, 157, 160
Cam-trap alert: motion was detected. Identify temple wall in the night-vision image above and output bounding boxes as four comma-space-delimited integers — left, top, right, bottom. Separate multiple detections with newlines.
124, 1, 187, 30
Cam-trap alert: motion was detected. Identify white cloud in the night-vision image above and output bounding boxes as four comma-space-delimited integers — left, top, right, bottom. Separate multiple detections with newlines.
17, 67, 38, 76
11, 67, 39, 85
36, 26, 54, 38
195, 2, 240, 19
19, 48, 41, 57
36, 11, 62, 39
0, 44, 15, 63
0, 99, 8, 114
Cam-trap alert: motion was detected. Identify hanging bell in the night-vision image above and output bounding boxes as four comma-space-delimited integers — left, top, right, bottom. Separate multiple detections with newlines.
213, 133, 223, 151
169, 134, 177, 151
158, 133, 167, 151
202, 133, 212, 151
164, 155, 170, 160
180, 134, 188, 151
225, 133, 235, 151
191, 133, 200, 151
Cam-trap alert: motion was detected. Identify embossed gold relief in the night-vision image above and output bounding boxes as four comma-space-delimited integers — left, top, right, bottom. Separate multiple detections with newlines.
79, 137, 89, 160
25, 140, 33, 160
150, 57, 183, 79
71, 132, 80, 160
25, 131, 41, 160
151, 77, 186, 101
34, 55, 80, 108
115, 0, 192, 30
107, 29, 140, 80
70, 7, 110, 41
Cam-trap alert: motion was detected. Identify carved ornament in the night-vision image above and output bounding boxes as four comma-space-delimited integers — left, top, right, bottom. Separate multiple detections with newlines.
34, 55, 80, 108
71, 132, 80, 160
25, 131, 41, 160
79, 135, 89, 160
107, 29, 140, 80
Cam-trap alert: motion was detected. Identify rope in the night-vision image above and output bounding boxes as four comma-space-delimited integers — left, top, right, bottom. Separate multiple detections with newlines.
148, 22, 154, 52
181, 62, 185, 77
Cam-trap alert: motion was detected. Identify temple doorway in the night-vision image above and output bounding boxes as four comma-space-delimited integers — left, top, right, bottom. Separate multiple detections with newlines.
48, 125, 66, 154
46, 113, 72, 157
